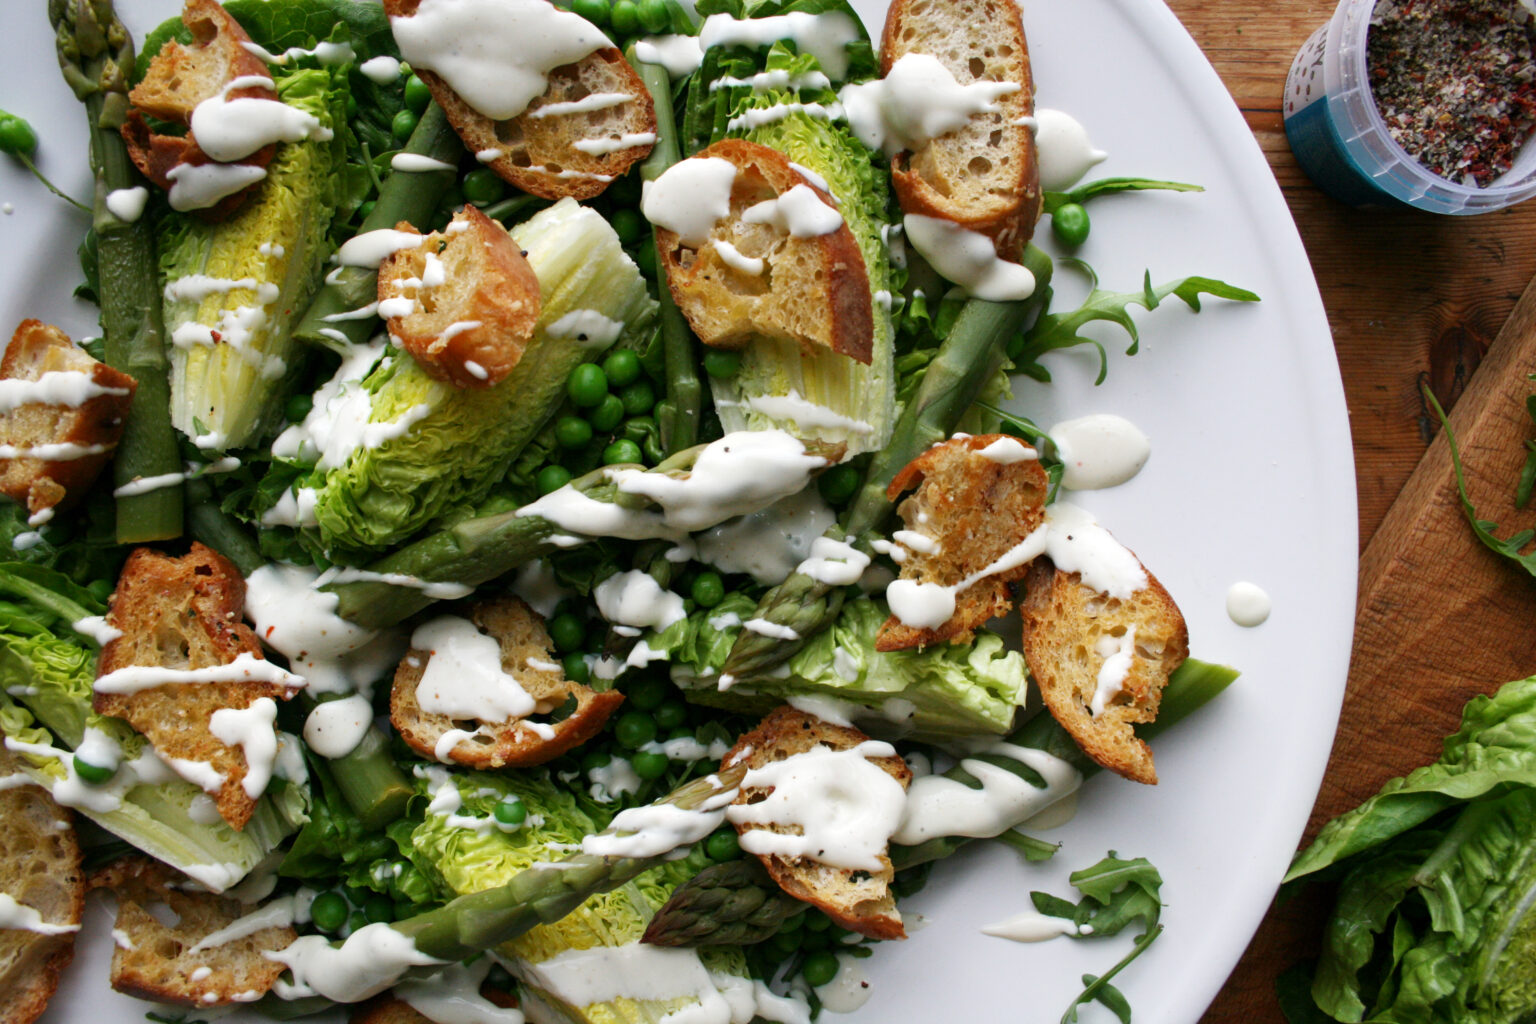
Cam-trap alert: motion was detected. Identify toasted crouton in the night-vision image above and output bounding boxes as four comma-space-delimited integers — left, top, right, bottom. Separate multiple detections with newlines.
876, 434, 1048, 651
128, 0, 271, 122
391, 596, 623, 768
723, 707, 910, 940
377, 208, 542, 389
384, 0, 654, 200
1020, 558, 1189, 785
653, 139, 874, 364
91, 858, 293, 1007
0, 747, 83, 1024
0, 320, 136, 520
881, 0, 1041, 259
94, 544, 298, 831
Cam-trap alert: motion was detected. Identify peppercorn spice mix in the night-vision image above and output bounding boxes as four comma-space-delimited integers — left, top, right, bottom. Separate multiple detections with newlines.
1367, 0, 1536, 187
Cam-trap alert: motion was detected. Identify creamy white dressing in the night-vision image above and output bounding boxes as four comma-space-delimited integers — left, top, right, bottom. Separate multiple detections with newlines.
104, 186, 149, 223
245, 563, 384, 695
1042, 503, 1147, 599
594, 570, 687, 631
894, 742, 1083, 845
0, 440, 108, 461
740, 185, 843, 237
316, 566, 474, 601
241, 39, 356, 66
697, 11, 861, 80
641, 157, 738, 246
794, 536, 871, 587
531, 91, 634, 117
208, 697, 279, 799
547, 309, 625, 345
902, 214, 1035, 301
0, 892, 79, 935
715, 70, 832, 95
1034, 108, 1108, 191
187, 891, 306, 953
785, 694, 858, 728
335, 229, 426, 267
572, 131, 656, 156
268, 922, 445, 1002
725, 100, 839, 133
1048, 414, 1150, 491
392, 153, 459, 173
93, 652, 306, 696
0, 369, 131, 413
816, 954, 873, 1013
359, 55, 402, 83
397, 958, 525, 1024
740, 390, 876, 437
980, 909, 1088, 943
582, 780, 738, 859
696, 488, 835, 585
1226, 581, 1272, 627
512, 559, 569, 618
588, 755, 642, 802
711, 238, 765, 276
1090, 628, 1135, 718
411, 616, 536, 723
189, 77, 330, 163
886, 523, 1048, 629
634, 34, 704, 77
839, 53, 1019, 156
391, 0, 611, 120
166, 158, 269, 213
975, 436, 1037, 464
728, 741, 903, 870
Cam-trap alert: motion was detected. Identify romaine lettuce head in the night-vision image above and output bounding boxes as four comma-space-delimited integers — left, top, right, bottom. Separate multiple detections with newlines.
0, 565, 103, 747
164, 65, 350, 450
308, 199, 656, 557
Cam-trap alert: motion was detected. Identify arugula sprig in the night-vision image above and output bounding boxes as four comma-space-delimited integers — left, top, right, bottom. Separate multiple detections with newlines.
1042, 177, 1204, 217
1425, 383, 1536, 577
1030, 853, 1165, 1024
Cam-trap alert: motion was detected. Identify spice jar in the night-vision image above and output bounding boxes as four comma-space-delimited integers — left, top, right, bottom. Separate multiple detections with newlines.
1284, 0, 1536, 213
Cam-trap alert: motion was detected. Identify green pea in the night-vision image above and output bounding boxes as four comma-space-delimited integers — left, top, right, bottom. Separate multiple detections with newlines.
357, 199, 376, 222
817, 464, 860, 505
634, 240, 657, 276
778, 911, 807, 933
602, 348, 642, 388
71, 756, 115, 785
804, 912, 831, 932
637, 0, 670, 33
1051, 202, 1091, 247
705, 828, 740, 862
563, 651, 591, 683
347, 910, 369, 934
493, 797, 528, 826
0, 114, 38, 158
403, 74, 433, 114
363, 894, 396, 924
802, 951, 839, 988
285, 393, 314, 423
632, 750, 669, 779
391, 108, 420, 142
610, 0, 640, 35
614, 710, 657, 748
604, 439, 643, 465
653, 699, 688, 731
768, 930, 801, 956
536, 465, 572, 495
627, 676, 669, 711
567, 362, 609, 407
463, 167, 506, 206
86, 579, 114, 604
619, 380, 655, 416
689, 571, 725, 608
310, 891, 349, 933
571, 0, 609, 25
555, 415, 594, 449
622, 415, 658, 445
610, 208, 645, 246
549, 612, 586, 652
589, 393, 625, 432
581, 749, 612, 773
702, 349, 741, 378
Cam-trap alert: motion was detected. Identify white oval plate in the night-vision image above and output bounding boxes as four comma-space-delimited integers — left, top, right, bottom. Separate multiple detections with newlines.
4, 0, 1355, 1021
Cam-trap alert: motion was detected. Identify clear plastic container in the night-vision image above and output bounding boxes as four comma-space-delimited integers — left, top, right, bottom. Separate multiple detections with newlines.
1283, 0, 1536, 213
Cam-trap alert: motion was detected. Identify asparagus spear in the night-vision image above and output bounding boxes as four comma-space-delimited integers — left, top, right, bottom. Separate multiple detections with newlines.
721, 245, 1056, 682
644, 658, 1239, 946
51, 0, 183, 543
292, 103, 462, 354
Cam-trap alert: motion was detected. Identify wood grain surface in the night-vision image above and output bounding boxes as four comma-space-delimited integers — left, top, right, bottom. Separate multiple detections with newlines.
1155, 2, 1536, 1020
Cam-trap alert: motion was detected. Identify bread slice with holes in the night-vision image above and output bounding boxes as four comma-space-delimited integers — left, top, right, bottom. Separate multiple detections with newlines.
90, 857, 293, 1007
876, 434, 1048, 651
1019, 556, 1189, 785
94, 544, 297, 831
384, 0, 654, 200
653, 139, 874, 364
0, 746, 83, 1024
881, 0, 1041, 259
377, 207, 542, 389
0, 320, 136, 520
392, 596, 624, 768
722, 706, 910, 940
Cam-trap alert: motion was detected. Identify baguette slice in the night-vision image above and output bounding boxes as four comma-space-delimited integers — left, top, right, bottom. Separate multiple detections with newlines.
94, 544, 296, 831
91, 858, 293, 1007
876, 434, 1048, 651
881, 0, 1041, 259
723, 706, 910, 940
384, 0, 655, 200
0, 320, 136, 519
377, 207, 542, 389
0, 747, 83, 1024
1020, 557, 1189, 785
391, 596, 624, 768
654, 139, 874, 364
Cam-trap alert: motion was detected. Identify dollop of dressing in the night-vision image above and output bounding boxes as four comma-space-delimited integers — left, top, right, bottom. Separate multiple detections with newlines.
696, 488, 836, 585
245, 563, 381, 694
894, 742, 1082, 845
1033, 108, 1108, 191
839, 52, 1019, 156
1048, 414, 1150, 491
410, 616, 536, 723
641, 157, 739, 245
902, 214, 1036, 301
594, 570, 687, 631
303, 694, 374, 759
1226, 581, 1272, 627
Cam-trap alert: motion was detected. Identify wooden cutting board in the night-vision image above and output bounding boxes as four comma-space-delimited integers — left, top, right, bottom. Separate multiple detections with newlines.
1204, 274, 1536, 1020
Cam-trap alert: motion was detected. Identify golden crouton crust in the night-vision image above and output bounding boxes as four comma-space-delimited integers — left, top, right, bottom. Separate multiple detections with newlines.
0, 320, 136, 519
723, 706, 910, 940
1020, 558, 1189, 785
0, 747, 83, 1024
391, 596, 624, 769
377, 208, 542, 389
95, 544, 293, 830
90, 858, 293, 1007
876, 434, 1048, 651
654, 139, 874, 365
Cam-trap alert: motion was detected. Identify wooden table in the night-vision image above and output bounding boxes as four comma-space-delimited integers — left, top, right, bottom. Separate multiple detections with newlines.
1159, 1, 1536, 1019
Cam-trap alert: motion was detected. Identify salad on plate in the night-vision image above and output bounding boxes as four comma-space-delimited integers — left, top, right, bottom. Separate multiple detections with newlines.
0, 0, 1265, 1021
